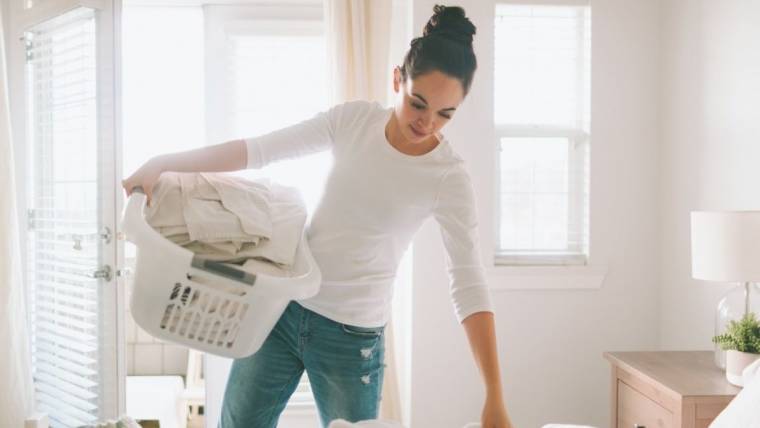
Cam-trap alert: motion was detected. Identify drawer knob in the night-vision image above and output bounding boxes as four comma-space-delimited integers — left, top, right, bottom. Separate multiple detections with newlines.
633, 425, 646, 428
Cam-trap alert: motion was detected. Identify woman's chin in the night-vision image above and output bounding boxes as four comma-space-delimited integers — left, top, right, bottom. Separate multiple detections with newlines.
405, 130, 428, 144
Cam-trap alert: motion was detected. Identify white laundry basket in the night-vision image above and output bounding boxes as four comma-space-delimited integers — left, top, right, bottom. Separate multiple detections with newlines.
120, 187, 321, 358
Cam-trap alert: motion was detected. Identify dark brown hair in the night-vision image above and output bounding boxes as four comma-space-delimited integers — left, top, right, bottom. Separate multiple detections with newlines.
399, 5, 477, 96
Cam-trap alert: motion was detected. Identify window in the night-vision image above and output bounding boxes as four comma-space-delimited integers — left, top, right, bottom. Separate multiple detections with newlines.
24, 7, 117, 426
204, 5, 328, 413
494, 2, 591, 266
122, 4, 327, 419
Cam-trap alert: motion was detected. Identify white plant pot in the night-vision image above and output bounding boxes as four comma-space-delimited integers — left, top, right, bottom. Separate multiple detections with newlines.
725, 349, 760, 387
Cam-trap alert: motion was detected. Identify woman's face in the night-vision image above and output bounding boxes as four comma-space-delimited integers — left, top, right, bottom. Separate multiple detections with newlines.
392, 68, 465, 144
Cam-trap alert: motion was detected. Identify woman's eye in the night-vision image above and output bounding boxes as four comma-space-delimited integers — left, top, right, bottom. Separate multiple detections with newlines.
411, 100, 451, 119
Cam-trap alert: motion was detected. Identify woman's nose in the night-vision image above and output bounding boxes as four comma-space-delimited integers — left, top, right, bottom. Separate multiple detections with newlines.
418, 113, 434, 130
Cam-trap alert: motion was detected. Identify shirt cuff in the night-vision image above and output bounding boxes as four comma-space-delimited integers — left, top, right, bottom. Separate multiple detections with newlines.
452, 285, 494, 323
245, 138, 264, 169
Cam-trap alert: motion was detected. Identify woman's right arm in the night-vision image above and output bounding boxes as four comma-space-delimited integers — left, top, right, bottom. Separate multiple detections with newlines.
122, 100, 358, 202
121, 139, 246, 203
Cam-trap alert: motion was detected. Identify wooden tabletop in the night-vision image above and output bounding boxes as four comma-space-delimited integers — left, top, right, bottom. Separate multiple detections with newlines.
604, 351, 742, 397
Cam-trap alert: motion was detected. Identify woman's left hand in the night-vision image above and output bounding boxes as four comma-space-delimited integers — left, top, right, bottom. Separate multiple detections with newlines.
481, 393, 513, 428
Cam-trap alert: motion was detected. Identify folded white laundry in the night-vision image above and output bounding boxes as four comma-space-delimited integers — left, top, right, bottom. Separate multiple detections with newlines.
234, 181, 307, 266
147, 172, 271, 246
146, 172, 306, 269
180, 172, 273, 243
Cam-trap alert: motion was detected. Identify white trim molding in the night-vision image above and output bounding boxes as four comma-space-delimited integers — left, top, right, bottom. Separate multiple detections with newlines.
486, 264, 608, 290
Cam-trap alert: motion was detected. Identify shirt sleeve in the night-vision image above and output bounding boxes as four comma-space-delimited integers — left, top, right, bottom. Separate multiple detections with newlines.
243, 100, 379, 168
432, 164, 495, 323
244, 102, 343, 169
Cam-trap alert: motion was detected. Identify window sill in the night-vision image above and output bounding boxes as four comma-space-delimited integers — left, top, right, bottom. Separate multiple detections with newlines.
485, 264, 608, 290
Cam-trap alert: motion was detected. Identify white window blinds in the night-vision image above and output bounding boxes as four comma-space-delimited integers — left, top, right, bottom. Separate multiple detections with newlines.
24, 8, 108, 427
494, 2, 591, 266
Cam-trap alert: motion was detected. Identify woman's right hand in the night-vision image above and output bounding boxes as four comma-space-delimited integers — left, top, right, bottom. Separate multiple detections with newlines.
121, 156, 165, 205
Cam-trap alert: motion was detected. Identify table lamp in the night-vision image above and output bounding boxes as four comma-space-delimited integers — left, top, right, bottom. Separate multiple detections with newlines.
690, 210, 760, 369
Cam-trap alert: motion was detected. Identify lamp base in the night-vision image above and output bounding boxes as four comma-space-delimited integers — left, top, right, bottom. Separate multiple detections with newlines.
714, 282, 760, 369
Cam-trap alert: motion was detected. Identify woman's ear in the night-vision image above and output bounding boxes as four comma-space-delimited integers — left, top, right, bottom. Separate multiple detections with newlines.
393, 67, 401, 93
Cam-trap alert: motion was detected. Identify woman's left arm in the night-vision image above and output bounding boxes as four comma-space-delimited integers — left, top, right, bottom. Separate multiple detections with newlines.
462, 311, 514, 428
432, 165, 514, 426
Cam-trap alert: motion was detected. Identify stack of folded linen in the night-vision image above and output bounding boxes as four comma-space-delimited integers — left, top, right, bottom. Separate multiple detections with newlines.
145, 172, 307, 278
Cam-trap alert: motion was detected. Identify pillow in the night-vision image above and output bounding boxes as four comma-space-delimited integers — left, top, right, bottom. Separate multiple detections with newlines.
709, 358, 760, 428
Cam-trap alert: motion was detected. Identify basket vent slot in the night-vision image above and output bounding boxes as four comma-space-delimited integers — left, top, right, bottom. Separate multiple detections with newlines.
159, 281, 249, 349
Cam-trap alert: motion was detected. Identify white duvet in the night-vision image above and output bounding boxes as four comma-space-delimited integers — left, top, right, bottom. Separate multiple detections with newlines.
328, 360, 760, 428
709, 358, 760, 428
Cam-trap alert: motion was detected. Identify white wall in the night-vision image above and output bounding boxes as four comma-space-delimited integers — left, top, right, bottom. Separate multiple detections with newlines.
12, 0, 757, 426
659, 1, 760, 348
408, 1, 662, 427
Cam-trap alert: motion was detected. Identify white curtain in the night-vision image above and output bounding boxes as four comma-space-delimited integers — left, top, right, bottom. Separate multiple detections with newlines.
324, 0, 393, 105
323, 0, 402, 420
0, 6, 37, 427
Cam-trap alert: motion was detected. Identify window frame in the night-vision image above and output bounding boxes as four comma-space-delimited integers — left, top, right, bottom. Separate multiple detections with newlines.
203, 3, 324, 417
492, 1, 592, 267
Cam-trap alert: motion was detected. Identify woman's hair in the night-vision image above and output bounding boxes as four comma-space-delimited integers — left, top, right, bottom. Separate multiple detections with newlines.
400, 4, 477, 96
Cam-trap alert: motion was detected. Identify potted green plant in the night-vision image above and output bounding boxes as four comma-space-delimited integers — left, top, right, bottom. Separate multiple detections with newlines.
712, 312, 760, 386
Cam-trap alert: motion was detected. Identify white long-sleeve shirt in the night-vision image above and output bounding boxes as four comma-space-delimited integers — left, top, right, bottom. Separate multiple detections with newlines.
245, 100, 493, 327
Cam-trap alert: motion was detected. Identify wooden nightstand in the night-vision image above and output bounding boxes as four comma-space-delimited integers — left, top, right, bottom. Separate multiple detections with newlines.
604, 351, 741, 428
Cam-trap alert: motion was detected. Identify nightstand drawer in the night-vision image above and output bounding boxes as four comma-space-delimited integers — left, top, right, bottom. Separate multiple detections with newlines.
618, 381, 673, 428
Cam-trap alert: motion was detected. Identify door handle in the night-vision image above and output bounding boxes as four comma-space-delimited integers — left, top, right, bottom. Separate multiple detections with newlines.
90, 265, 112, 282
59, 227, 113, 250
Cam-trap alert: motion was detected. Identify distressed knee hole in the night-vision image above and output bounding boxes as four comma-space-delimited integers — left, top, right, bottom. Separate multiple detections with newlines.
360, 347, 372, 359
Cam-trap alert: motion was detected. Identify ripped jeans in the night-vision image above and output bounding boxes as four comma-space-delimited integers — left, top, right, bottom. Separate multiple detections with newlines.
219, 300, 386, 428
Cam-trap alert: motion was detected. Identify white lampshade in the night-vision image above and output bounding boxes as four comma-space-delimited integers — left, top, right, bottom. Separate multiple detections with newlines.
690, 210, 760, 282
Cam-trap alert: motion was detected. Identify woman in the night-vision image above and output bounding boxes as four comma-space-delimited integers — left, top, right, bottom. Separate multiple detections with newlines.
123, 5, 512, 428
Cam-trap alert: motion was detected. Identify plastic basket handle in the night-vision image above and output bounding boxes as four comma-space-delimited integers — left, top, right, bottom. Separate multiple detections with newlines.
191, 256, 257, 286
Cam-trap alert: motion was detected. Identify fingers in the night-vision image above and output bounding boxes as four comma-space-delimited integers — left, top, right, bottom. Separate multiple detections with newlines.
121, 179, 132, 196
121, 179, 153, 206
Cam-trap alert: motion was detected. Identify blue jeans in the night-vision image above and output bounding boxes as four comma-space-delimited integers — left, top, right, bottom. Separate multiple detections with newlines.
219, 301, 386, 428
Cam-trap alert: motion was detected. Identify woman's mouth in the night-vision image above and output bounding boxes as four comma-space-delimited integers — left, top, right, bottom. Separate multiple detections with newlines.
409, 125, 427, 138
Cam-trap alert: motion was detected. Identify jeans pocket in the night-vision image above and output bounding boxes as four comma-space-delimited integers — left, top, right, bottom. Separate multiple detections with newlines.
340, 323, 385, 337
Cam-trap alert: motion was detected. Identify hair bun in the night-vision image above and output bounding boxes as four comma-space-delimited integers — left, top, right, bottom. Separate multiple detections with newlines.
423, 4, 475, 45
